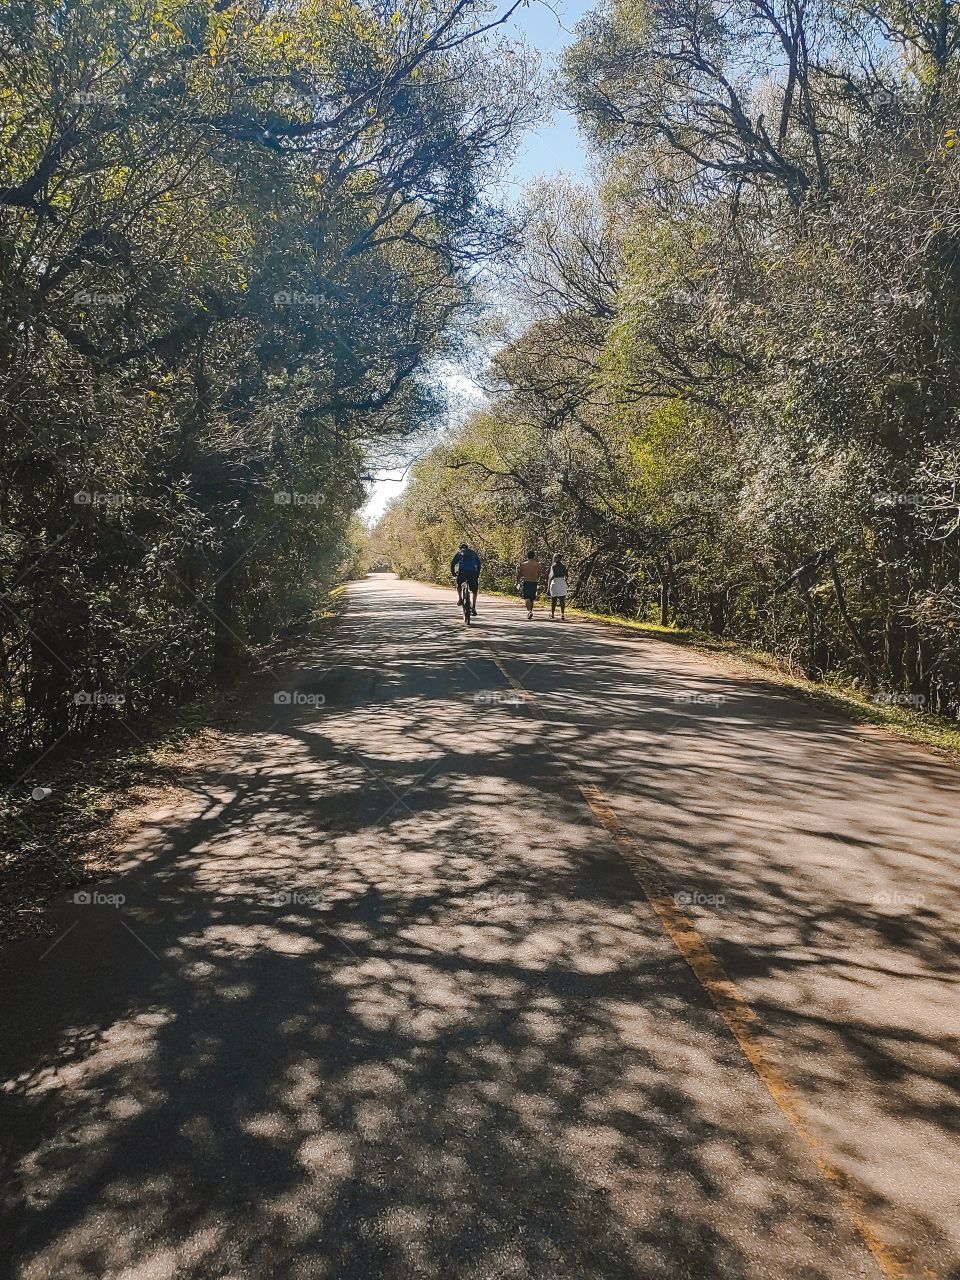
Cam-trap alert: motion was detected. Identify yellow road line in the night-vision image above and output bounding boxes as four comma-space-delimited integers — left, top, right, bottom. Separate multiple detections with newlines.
484, 643, 930, 1280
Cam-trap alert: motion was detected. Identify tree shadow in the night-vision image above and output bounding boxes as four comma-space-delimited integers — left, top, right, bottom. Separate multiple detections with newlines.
0, 578, 955, 1278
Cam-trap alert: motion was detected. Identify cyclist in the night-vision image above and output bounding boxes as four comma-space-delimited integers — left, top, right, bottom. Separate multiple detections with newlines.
450, 542, 481, 617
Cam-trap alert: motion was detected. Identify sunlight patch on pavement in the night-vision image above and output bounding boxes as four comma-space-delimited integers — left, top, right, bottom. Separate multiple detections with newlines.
482, 641, 920, 1280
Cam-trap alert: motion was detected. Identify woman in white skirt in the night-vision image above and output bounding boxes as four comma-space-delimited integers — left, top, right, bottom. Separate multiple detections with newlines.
548, 554, 568, 620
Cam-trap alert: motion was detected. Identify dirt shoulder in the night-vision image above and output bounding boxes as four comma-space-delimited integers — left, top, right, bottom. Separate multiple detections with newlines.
571, 606, 960, 763
0, 603, 345, 947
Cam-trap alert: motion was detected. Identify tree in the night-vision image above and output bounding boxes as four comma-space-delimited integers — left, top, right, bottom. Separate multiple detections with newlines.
0, 0, 539, 763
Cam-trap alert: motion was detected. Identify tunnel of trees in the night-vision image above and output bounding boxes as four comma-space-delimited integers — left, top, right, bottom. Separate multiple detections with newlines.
0, 0, 536, 766
6, 0, 960, 773
372, 0, 960, 716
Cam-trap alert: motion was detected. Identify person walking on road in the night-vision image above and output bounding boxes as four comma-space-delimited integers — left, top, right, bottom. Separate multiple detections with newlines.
515, 550, 541, 620
548, 554, 568, 620
451, 542, 481, 617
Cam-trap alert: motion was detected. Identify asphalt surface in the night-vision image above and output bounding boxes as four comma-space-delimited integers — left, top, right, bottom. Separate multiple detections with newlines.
1, 574, 958, 1280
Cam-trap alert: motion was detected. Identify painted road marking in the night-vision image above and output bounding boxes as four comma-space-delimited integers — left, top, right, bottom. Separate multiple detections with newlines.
483, 641, 929, 1280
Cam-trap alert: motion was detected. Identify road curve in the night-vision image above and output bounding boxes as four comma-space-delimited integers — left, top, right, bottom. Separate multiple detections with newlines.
1, 573, 957, 1280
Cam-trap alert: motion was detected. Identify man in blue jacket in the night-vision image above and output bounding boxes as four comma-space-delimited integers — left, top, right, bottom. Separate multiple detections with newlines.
450, 543, 481, 616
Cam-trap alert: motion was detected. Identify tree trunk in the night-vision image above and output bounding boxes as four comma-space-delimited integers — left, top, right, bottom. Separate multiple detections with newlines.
212, 536, 245, 675
707, 589, 726, 636
798, 583, 823, 677
654, 566, 670, 625
827, 556, 877, 688
885, 610, 905, 686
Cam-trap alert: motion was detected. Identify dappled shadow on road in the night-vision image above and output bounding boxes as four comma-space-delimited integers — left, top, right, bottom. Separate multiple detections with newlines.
0, 579, 955, 1278
485, 589, 960, 1271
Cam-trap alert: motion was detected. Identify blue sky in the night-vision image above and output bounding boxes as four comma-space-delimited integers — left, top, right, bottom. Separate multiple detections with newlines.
363, 0, 595, 520
502, 0, 592, 190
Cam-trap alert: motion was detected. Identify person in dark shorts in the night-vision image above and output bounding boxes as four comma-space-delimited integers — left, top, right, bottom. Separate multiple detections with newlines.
450, 543, 481, 616
515, 550, 541, 620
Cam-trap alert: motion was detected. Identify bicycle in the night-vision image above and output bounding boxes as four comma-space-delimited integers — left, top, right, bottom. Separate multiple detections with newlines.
458, 578, 473, 625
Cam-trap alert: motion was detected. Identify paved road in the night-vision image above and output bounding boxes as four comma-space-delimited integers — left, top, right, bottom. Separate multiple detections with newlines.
1, 574, 958, 1280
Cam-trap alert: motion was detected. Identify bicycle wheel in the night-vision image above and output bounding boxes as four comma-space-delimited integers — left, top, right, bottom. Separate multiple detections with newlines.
463, 589, 472, 624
